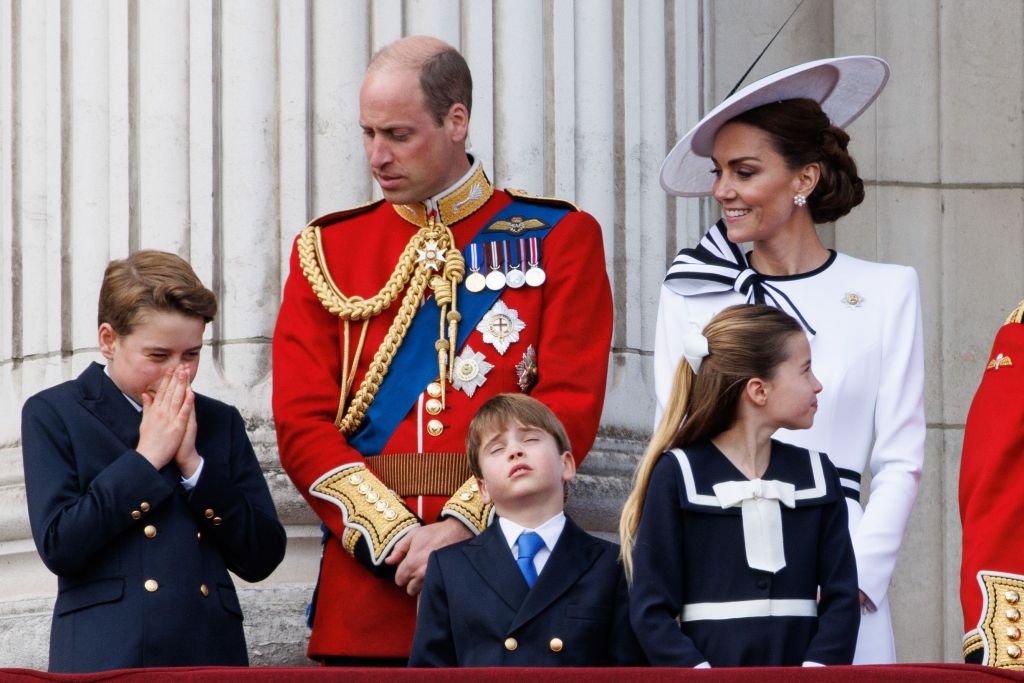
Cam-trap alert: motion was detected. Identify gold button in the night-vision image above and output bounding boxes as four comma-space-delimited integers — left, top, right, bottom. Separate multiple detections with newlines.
459, 492, 473, 501
504, 637, 518, 652
366, 491, 380, 503
204, 508, 215, 519
427, 382, 443, 398
549, 637, 563, 653
375, 500, 388, 512
1009, 626, 1021, 641
197, 531, 202, 540
1008, 590, 1021, 605
140, 502, 150, 512
131, 510, 141, 520
1008, 608, 1022, 622
212, 516, 223, 526
200, 584, 209, 597
348, 473, 363, 485
470, 482, 479, 492
425, 398, 443, 415
383, 509, 398, 521
143, 525, 157, 539
358, 483, 370, 494
1009, 644, 1022, 659
427, 419, 443, 436
144, 579, 159, 592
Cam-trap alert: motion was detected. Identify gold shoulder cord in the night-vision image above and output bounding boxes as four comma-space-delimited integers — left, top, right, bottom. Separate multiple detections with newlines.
298, 216, 465, 435
1005, 299, 1024, 325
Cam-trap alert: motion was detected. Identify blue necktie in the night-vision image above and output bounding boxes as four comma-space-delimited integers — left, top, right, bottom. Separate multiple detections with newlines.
516, 531, 545, 588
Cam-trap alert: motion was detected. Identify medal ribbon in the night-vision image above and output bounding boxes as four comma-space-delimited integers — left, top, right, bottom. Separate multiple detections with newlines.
528, 237, 541, 268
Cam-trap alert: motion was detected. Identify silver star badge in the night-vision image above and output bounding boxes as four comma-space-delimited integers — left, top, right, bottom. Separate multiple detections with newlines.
416, 240, 447, 270
452, 345, 494, 397
476, 300, 526, 355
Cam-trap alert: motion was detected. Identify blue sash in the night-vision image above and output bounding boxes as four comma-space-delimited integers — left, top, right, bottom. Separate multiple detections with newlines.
348, 201, 570, 454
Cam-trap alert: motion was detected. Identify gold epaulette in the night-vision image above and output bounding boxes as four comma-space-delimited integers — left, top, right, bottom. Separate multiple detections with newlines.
1005, 300, 1024, 325
309, 463, 419, 566
975, 571, 1024, 668
505, 188, 579, 212
441, 477, 495, 534
308, 199, 385, 229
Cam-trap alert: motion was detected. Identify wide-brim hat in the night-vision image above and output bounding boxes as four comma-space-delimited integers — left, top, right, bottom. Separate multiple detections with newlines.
660, 55, 890, 197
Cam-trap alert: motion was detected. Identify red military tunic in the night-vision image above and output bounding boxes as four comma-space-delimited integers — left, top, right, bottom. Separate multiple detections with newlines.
959, 300, 1024, 668
272, 160, 613, 659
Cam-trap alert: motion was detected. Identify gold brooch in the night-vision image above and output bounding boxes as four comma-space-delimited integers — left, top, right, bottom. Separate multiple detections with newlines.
988, 353, 1013, 371
841, 291, 865, 308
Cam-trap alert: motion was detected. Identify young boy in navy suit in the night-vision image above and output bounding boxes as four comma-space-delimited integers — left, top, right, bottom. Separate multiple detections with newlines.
21, 250, 286, 672
409, 393, 643, 667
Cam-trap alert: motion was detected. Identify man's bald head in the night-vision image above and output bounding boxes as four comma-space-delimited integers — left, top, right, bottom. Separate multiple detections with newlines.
368, 35, 472, 126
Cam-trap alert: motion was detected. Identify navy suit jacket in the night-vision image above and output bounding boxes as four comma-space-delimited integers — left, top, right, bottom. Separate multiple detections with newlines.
21, 362, 286, 672
409, 515, 644, 667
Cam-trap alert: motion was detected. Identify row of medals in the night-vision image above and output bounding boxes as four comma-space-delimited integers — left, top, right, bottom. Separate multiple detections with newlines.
464, 239, 546, 293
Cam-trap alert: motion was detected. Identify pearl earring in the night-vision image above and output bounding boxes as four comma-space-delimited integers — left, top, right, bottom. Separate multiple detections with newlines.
793, 194, 807, 207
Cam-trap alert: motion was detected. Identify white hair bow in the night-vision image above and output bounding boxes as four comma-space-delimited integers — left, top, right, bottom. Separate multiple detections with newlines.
681, 329, 710, 374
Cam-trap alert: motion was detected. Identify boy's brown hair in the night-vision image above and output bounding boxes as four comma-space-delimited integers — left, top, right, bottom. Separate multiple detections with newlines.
98, 250, 218, 334
465, 393, 572, 479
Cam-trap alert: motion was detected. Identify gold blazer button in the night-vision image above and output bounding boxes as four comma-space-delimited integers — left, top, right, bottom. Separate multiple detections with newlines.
144, 579, 159, 592
143, 525, 157, 539
549, 637, 563, 653
504, 637, 518, 652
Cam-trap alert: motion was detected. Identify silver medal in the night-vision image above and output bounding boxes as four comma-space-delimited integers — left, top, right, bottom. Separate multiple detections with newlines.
465, 243, 486, 292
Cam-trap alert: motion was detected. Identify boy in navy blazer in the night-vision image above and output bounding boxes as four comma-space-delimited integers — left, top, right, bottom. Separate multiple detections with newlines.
21, 250, 286, 672
409, 394, 643, 667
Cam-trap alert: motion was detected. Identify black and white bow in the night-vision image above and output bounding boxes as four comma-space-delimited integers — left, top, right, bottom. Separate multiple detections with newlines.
664, 220, 816, 336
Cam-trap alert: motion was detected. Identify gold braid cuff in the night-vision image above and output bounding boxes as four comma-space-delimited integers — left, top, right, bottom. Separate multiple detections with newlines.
975, 571, 1024, 668
1005, 300, 1024, 325
309, 463, 420, 566
441, 477, 495, 535
964, 629, 983, 660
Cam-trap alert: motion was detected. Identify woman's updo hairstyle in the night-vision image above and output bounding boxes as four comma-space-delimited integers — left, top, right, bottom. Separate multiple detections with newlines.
729, 98, 864, 223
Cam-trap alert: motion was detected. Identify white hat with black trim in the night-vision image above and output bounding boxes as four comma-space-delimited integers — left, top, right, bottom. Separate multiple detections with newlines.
660, 55, 890, 197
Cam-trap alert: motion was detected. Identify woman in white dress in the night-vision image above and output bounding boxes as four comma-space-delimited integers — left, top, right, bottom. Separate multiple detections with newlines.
653, 56, 924, 664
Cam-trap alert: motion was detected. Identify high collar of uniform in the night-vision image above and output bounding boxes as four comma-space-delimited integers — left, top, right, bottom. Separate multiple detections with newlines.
392, 156, 494, 228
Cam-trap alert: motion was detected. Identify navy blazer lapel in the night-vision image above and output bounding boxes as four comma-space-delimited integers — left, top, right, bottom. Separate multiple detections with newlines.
508, 517, 603, 633
78, 362, 143, 452
465, 524, 530, 612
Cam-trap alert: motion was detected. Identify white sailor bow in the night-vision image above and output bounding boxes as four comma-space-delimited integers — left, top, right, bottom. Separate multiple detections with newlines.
663, 221, 816, 336
712, 478, 796, 573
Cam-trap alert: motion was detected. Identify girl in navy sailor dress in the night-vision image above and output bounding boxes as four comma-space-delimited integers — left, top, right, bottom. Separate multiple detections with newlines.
620, 304, 859, 667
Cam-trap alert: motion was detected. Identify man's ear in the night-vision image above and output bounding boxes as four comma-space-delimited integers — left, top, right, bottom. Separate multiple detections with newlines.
477, 477, 491, 505
445, 102, 470, 144
745, 377, 770, 407
98, 323, 118, 360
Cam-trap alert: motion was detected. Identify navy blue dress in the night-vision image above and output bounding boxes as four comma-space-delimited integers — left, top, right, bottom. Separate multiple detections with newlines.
629, 439, 859, 667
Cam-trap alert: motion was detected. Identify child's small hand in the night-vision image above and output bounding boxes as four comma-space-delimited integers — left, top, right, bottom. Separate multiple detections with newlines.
137, 366, 192, 470
175, 389, 202, 478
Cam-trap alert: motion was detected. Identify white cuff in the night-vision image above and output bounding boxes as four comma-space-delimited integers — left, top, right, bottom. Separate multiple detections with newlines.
180, 456, 205, 490
695, 662, 711, 669
802, 661, 825, 667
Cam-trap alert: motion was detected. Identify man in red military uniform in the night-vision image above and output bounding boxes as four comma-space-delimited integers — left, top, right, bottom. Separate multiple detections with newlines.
272, 35, 613, 664
960, 300, 1024, 670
